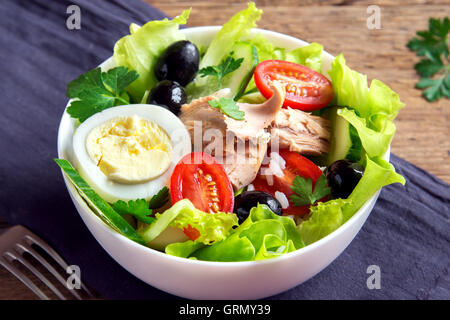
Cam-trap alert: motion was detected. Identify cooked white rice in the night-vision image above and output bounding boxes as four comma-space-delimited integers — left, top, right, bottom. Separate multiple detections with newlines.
275, 191, 289, 209
269, 158, 284, 177
266, 174, 274, 186
270, 151, 286, 169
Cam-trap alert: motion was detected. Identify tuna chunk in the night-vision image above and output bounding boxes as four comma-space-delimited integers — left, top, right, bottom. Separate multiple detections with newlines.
224, 82, 285, 141
269, 107, 330, 156
180, 83, 285, 190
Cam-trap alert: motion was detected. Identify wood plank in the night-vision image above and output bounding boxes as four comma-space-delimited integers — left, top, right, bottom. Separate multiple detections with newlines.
0, 267, 40, 300
150, 0, 450, 7
149, 1, 450, 183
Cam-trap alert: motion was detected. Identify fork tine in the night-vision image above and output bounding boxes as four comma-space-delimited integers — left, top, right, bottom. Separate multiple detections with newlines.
24, 235, 69, 270
23, 234, 95, 298
16, 242, 82, 300
7, 250, 67, 300
0, 254, 49, 300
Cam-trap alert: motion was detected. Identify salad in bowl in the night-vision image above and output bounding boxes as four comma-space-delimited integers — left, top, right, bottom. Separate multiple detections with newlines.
56, 3, 405, 298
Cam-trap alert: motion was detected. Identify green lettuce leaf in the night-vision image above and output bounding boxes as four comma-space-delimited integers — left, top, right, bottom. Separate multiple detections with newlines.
367, 79, 404, 121
187, 3, 262, 99
327, 53, 405, 164
190, 234, 256, 262
199, 2, 262, 70
328, 54, 371, 117
113, 10, 190, 102
165, 240, 204, 259
298, 155, 405, 245
298, 199, 348, 245
329, 53, 405, 119
166, 204, 305, 261
342, 156, 406, 219
137, 199, 238, 246
338, 108, 396, 158
286, 42, 323, 73
243, 33, 286, 62
255, 236, 296, 260
346, 123, 364, 163
249, 203, 304, 249
240, 220, 286, 252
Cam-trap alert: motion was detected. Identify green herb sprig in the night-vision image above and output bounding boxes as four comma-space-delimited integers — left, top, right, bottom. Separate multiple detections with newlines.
112, 199, 155, 224
289, 175, 331, 207
198, 52, 243, 90
66, 66, 139, 122
112, 187, 169, 224
407, 17, 450, 101
208, 98, 245, 120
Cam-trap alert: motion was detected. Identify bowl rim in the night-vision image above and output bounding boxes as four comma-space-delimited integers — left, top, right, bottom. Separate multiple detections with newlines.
57, 25, 385, 267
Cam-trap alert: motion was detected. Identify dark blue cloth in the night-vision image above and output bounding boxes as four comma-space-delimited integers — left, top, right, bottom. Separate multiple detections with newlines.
0, 0, 448, 300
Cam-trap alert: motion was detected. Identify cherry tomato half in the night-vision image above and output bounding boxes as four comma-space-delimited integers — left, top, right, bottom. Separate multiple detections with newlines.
252, 149, 325, 216
170, 152, 235, 240
254, 60, 334, 111
170, 152, 234, 214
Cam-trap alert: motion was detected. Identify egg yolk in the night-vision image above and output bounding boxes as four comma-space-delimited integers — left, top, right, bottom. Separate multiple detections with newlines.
85, 115, 172, 184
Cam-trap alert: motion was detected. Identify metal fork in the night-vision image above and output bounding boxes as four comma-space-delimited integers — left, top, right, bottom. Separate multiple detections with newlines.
0, 225, 94, 300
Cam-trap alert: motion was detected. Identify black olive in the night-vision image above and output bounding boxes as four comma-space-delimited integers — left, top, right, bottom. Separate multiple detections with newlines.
326, 160, 364, 199
147, 80, 187, 115
234, 191, 283, 224
155, 40, 200, 86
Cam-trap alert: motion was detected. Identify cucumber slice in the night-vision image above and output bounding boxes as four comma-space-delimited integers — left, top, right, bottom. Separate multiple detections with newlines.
326, 107, 351, 165
187, 42, 258, 101
55, 159, 146, 245
238, 91, 267, 104
326, 107, 362, 165
221, 42, 259, 101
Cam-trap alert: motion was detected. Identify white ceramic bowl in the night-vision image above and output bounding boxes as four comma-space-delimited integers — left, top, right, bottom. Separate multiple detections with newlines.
57, 26, 386, 300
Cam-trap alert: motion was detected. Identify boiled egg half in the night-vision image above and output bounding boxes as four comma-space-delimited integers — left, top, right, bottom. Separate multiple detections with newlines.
72, 104, 191, 203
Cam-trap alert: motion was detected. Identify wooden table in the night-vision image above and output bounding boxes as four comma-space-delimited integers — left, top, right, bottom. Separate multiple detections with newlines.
1, 0, 448, 300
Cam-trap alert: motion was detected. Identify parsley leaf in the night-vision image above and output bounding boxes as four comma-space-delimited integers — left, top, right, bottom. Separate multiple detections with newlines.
66, 66, 139, 122
407, 17, 450, 102
289, 175, 331, 207
112, 199, 155, 224
111, 186, 170, 224
208, 98, 245, 120
198, 52, 244, 90
148, 186, 169, 209
102, 67, 140, 94
416, 73, 450, 100
407, 18, 450, 57
414, 53, 444, 78
112, 186, 170, 224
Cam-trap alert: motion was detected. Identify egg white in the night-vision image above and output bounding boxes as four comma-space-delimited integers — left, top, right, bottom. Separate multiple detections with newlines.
72, 104, 191, 203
